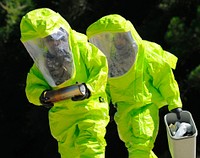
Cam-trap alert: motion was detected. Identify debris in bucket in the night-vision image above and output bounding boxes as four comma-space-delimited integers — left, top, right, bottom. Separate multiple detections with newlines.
169, 122, 193, 138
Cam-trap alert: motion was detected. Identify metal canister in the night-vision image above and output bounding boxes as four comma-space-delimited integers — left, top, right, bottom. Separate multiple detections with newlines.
44, 83, 86, 102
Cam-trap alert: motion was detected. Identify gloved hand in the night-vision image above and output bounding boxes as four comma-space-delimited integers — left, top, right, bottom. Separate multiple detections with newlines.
171, 108, 182, 120
40, 90, 54, 108
71, 83, 91, 101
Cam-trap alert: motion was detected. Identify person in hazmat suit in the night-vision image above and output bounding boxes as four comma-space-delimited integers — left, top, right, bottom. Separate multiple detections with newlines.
86, 14, 183, 158
20, 8, 109, 158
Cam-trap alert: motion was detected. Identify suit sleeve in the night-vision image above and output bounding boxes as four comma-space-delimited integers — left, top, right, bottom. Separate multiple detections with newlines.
148, 60, 182, 111
25, 64, 51, 106
81, 42, 108, 96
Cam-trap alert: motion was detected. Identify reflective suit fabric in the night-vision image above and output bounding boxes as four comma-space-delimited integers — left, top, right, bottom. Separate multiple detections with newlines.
86, 14, 182, 158
21, 8, 109, 158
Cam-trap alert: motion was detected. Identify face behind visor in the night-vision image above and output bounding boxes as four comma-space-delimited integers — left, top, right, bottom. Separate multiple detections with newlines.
89, 31, 138, 77
23, 27, 74, 87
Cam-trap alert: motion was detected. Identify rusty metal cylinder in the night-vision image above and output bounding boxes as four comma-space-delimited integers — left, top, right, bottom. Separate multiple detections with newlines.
44, 83, 86, 103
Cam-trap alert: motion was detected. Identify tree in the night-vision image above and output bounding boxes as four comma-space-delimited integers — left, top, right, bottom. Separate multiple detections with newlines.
0, 0, 35, 43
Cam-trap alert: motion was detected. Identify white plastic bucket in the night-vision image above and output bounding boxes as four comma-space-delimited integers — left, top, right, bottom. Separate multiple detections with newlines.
164, 110, 198, 158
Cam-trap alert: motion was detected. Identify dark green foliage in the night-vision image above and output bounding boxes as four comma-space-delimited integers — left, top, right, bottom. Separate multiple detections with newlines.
0, 0, 35, 43
188, 65, 200, 90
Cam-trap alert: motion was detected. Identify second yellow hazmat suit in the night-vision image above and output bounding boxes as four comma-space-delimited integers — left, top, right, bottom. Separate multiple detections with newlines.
86, 14, 183, 158
20, 8, 109, 158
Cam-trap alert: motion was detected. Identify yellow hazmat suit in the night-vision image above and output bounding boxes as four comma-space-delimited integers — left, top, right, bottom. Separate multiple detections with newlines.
86, 14, 183, 158
20, 8, 109, 158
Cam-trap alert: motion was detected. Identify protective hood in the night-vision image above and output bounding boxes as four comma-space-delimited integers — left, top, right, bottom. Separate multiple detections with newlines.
86, 14, 142, 78
86, 14, 142, 44
20, 8, 74, 87
20, 8, 71, 42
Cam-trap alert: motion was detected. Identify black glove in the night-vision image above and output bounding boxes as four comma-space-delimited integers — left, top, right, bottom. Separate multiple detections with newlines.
71, 83, 91, 101
171, 108, 182, 120
40, 90, 54, 108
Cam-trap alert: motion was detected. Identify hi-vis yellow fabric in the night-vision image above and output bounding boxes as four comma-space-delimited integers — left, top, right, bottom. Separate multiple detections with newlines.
86, 14, 182, 158
86, 14, 182, 111
20, 8, 70, 42
21, 8, 109, 158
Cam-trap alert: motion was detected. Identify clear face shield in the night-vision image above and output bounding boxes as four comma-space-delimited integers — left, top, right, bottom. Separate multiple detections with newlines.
89, 31, 138, 77
23, 27, 74, 87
